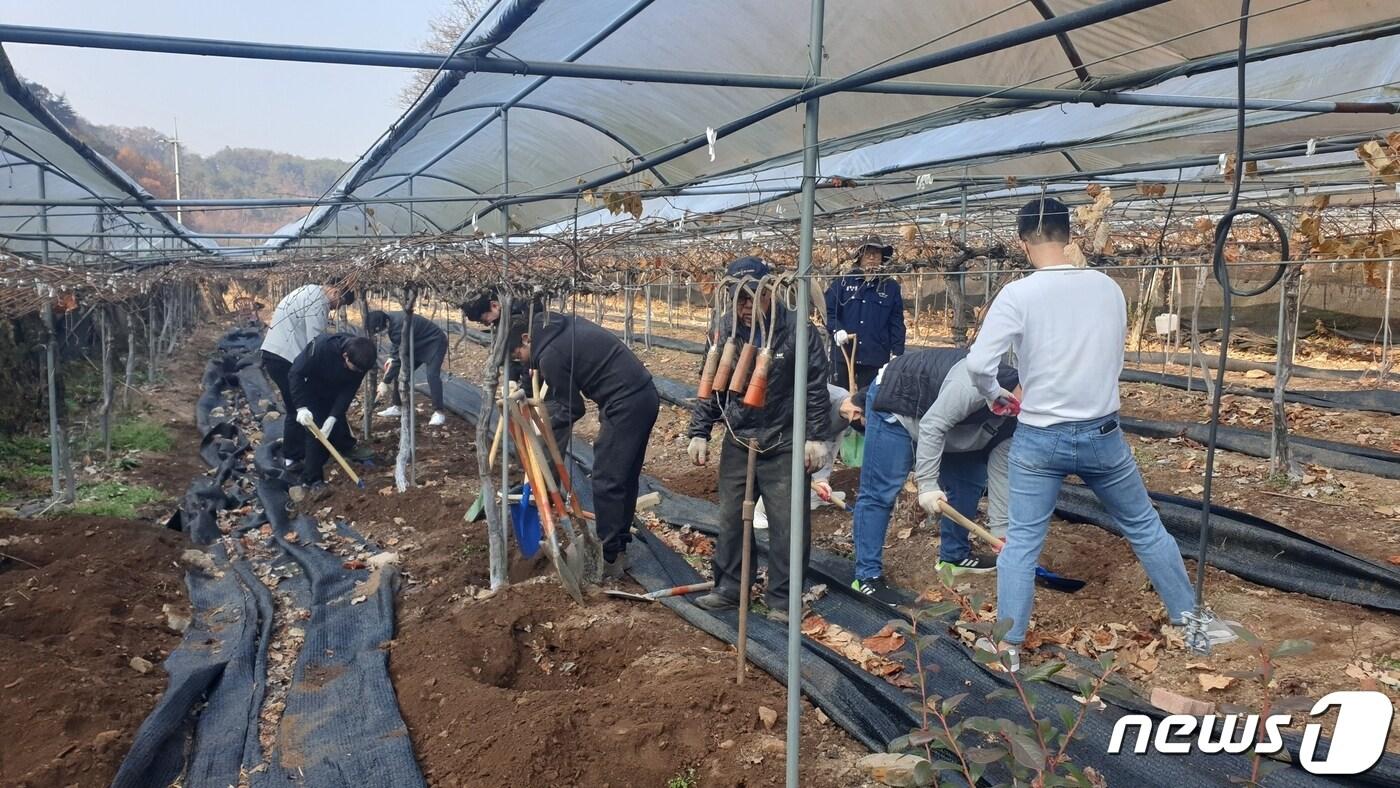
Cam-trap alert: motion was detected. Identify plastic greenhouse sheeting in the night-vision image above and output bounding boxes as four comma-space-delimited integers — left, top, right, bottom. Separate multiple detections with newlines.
277, 1, 1400, 244
0, 47, 210, 261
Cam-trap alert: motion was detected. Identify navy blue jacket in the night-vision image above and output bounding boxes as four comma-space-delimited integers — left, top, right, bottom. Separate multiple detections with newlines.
824, 271, 905, 367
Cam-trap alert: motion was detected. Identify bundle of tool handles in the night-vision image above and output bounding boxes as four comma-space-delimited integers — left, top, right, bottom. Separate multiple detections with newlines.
493, 372, 604, 604
695, 271, 826, 405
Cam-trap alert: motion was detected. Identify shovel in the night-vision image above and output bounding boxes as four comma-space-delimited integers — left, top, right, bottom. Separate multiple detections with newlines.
936, 500, 1085, 593
604, 581, 714, 602
304, 419, 366, 489
520, 399, 604, 582
509, 413, 586, 603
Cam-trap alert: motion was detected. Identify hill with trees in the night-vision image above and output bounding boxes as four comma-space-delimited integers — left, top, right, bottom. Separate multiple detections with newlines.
21, 78, 349, 242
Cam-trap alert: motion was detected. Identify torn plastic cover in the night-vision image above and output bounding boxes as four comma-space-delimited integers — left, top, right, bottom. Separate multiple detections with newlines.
116, 327, 425, 788
434, 372, 1400, 786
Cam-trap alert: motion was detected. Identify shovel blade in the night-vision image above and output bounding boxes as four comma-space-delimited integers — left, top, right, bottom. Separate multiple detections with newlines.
1034, 566, 1086, 593
546, 532, 586, 604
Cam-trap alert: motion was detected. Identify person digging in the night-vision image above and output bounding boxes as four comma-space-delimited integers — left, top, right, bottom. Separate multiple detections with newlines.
505, 310, 659, 580
286, 333, 376, 505
687, 256, 832, 624
365, 309, 449, 427
847, 348, 1021, 607
261, 282, 354, 472
966, 197, 1238, 672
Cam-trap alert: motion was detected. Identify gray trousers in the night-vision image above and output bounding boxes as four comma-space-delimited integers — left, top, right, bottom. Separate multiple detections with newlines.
712, 434, 811, 607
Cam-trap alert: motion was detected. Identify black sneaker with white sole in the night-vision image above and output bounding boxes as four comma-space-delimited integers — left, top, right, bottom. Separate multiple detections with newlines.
937, 554, 997, 574
850, 576, 903, 607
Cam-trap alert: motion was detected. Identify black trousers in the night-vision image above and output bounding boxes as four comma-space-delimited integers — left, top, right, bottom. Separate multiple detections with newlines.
712, 434, 811, 608
386, 337, 446, 410
261, 350, 305, 461
831, 361, 880, 390
299, 394, 356, 485
590, 385, 660, 562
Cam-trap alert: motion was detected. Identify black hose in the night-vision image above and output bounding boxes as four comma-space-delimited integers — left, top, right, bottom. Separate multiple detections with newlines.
1192, 0, 1291, 612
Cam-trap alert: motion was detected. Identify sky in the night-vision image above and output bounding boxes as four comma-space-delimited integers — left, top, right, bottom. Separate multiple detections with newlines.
5, 0, 454, 161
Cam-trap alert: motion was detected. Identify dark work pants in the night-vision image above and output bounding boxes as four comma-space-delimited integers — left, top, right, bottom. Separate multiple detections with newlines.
387, 337, 446, 410
712, 434, 811, 608
830, 361, 880, 390
261, 350, 305, 461
299, 394, 356, 486
591, 385, 660, 561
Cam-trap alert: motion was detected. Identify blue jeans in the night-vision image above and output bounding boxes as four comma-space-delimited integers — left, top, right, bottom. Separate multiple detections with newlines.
851, 381, 984, 579
999, 413, 1195, 644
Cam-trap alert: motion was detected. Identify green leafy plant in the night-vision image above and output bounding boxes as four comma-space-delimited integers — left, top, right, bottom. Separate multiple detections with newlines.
67, 481, 165, 518
665, 767, 697, 788
885, 571, 1116, 786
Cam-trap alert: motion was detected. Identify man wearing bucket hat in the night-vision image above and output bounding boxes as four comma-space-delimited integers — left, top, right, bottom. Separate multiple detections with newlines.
686, 256, 833, 623
824, 236, 906, 389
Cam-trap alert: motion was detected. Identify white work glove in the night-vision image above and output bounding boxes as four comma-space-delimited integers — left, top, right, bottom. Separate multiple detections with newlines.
833, 329, 852, 346
803, 440, 829, 472
296, 407, 314, 427
320, 416, 336, 435
918, 489, 948, 516
687, 437, 709, 466
375, 381, 391, 400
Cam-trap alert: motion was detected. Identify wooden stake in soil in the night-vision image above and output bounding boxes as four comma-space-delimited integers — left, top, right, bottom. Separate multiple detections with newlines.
1271, 266, 1302, 478
123, 306, 136, 410
100, 305, 113, 459
737, 438, 758, 685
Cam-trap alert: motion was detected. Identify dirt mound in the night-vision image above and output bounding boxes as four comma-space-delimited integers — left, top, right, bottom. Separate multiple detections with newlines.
0, 515, 188, 788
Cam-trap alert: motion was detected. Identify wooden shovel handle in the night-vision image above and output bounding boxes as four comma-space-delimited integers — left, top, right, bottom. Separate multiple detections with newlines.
936, 499, 1004, 551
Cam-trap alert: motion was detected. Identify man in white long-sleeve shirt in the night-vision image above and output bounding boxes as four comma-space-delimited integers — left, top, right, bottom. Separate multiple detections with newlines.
260, 283, 354, 467
965, 198, 1236, 671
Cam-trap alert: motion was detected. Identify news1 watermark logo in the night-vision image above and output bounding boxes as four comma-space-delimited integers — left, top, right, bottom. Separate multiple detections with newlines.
1108, 691, 1394, 775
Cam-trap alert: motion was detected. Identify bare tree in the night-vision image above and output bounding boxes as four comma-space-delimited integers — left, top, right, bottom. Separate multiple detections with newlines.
399, 0, 492, 107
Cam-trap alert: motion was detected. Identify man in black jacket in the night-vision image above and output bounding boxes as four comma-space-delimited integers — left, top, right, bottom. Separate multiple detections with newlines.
287, 333, 376, 499
506, 311, 659, 578
461, 288, 544, 327
365, 309, 449, 426
686, 257, 832, 623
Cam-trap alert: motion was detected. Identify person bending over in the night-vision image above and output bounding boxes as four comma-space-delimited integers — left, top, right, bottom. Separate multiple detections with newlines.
288, 333, 376, 503
506, 311, 659, 578
366, 309, 449, 426
261, 283, 353, 467
849, 348, 1017, 606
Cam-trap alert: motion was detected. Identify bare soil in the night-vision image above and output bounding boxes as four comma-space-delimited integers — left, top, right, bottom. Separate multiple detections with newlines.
0, 515, 189, 788
319, 407, 868, 787
429, 321, 1400, 757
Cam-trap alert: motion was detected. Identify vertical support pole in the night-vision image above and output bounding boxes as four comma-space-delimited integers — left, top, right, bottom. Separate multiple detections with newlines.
912, 272, 922, 341
43, 299, 63, 501
396, 288, 417, 491
124, 306, 136, 409
786, 3, 823, 784
477, 294, 511, 591
407, 294, 417, 486
492, 109, 514, 589
667, 272, 676, 329
359, 290, 375, 441
1270, 267, 1301, 477
100, 305, 113, 459
644, 279, 653, 350
1383, 261, 1394, 381
147, 293, 157, 383
623, 272, 635, 345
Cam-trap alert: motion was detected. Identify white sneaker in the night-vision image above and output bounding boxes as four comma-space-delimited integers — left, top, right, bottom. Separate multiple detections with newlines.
975, 637, 1020, 673
1168, 610, 1241, 649
376, 405, 401, 418
428, 411, 446, 427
